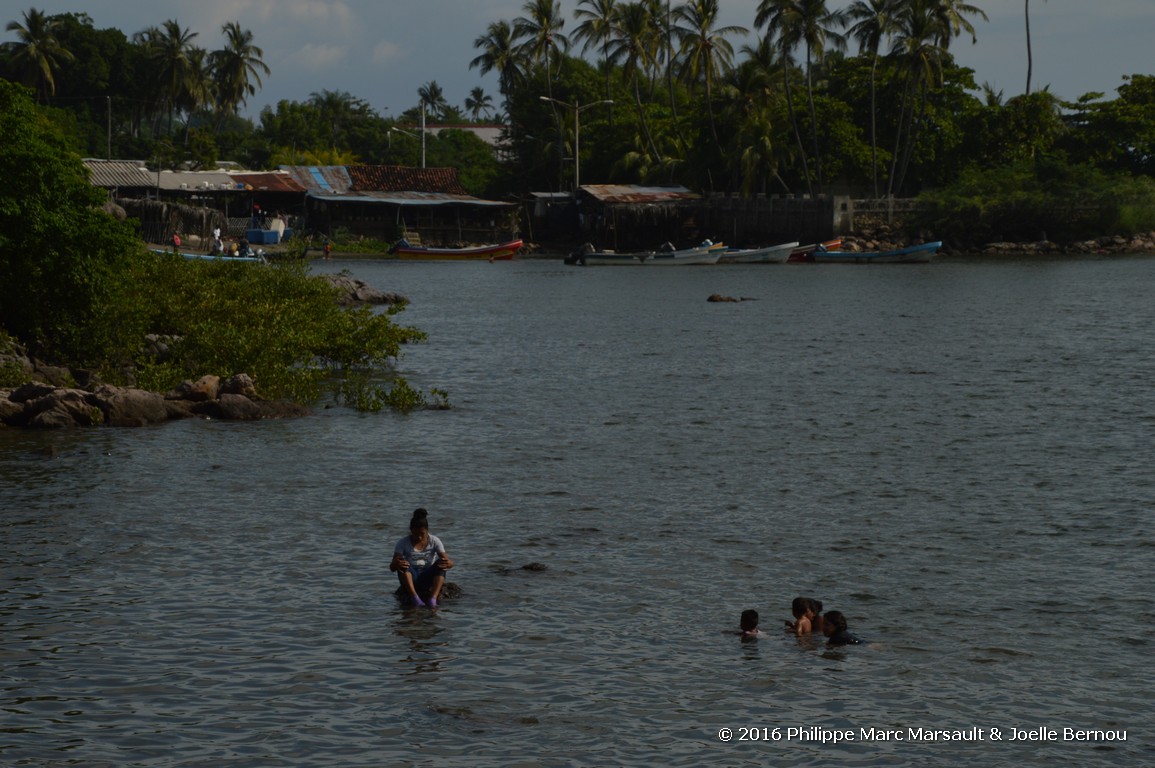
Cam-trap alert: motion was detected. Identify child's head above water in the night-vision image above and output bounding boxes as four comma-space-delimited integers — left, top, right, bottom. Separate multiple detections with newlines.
823, 610, 848, 635
740, 609, 760, 633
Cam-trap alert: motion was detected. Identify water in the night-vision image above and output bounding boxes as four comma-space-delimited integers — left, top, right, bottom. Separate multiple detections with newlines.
3, 255, 1153, 766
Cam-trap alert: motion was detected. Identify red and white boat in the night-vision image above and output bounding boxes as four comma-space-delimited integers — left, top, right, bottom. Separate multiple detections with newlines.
787, 239, 843, 263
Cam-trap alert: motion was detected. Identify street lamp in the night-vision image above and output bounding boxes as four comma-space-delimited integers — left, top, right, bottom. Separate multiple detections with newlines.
539, 96, 613, 193
389, 124, 425, 168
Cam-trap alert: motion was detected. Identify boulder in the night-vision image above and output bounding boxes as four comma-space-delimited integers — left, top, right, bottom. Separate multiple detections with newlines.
0, 391, 25, 424
89, 384, 170, 427
209, 393, 263, 420
319, 274, 408, 306
167, 374, 220, 402
220, 373, 257, 398
22, 389, 103, 428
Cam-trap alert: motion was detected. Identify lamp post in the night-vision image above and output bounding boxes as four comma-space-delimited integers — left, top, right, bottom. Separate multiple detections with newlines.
539, 96, 613, 193
389, 125, 425, 168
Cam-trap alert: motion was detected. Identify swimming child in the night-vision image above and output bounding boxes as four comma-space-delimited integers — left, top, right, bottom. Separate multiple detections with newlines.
785, 596, 816, 635
821, 610, 863, 646
809, 598, 825, 634
739, 609, 764, 638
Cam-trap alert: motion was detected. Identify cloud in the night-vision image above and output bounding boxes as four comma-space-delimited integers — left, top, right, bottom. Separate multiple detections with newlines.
295, 42, 348, 71
371, 40, 404, 66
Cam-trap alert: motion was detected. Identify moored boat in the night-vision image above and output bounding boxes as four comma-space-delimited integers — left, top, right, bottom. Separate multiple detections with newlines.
568, 241, 723, 266
804, 240, 942, 264
787, 239, 843, 262
391, 238, 523, 261
718, 241, 800, 264
152, 248, 265, 264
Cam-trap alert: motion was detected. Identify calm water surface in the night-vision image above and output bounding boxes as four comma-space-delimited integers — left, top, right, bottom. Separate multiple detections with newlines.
3, 255, 1153, 766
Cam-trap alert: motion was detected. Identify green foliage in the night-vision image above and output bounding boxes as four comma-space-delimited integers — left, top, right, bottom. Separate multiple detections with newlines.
915, 156, 1155, 244
120, 254, 427, 403
0, 79, 143, 364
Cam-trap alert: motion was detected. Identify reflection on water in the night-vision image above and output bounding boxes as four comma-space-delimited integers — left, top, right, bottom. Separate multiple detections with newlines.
394, 613, 451, 676
2, 257, 1154, 766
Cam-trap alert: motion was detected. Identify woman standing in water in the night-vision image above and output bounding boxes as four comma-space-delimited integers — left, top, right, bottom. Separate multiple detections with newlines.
390, 508, 454, 607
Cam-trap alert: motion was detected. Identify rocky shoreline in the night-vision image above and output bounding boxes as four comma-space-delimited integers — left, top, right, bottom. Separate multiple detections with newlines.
1, 273, 403, 429
1, 371, 310, 429
842, 226, 1155, 256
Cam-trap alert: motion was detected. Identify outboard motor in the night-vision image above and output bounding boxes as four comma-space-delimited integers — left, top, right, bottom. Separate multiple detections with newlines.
565, 242, 595, 266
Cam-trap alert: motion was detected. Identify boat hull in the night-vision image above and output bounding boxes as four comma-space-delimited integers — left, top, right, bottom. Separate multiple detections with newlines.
806, 241, 942, 264
393, 239, 523, 261
787, 239, 844, 263
152, 248, 264, 263
719, 241, 800, 264
577, 245, 722, 266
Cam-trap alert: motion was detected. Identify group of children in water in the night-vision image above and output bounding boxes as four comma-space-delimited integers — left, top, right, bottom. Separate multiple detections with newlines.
390, 506, 865, 649
739, 596, 863, 646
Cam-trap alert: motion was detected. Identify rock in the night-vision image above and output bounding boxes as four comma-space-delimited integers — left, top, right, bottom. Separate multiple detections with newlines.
0, 369, 309, 428
89, 384, 170, 427
319, 274, 408, 306
202, 393, 263, 420
220, 373, 257, 398
8, 382, 58, 403
167, 374, 220, 402
22, 389, 103, 428
0, 392, 23, 424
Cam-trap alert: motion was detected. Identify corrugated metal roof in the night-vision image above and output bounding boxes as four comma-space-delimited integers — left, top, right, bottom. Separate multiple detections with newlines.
280, 165, 354, 194
230, 172, 306, 193
83, 159, 155, 189
309, 191, 512, 207
278, 165, 511, 207
579, 184, 700, 204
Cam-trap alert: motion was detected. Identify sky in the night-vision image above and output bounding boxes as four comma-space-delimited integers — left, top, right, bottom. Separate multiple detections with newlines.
4, 0, 1153, 120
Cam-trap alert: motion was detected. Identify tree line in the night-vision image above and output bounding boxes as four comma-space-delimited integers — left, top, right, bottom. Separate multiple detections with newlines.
3, 2, 1155, 213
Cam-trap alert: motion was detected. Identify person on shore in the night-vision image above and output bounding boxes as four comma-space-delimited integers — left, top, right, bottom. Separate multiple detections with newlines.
323, 238, 331, 260
739, 609, 764, 639
821, 610, 863, 646
390, 508, 453, 607
171, 232, 181, 254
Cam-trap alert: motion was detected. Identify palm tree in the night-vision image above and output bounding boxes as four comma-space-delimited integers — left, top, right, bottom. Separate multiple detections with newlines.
3, 7, 74, 102
928, 0, 988, 49
137, 20, 199, 136
418, 80, 450, 121
470, 20, 524, 111
756, 0, 845, 194
845, 0, 901, 196
573, 0, 619, 120
1025, 0, 1046, 94
181, 46, 214, 143
719, 45, 789, 194
606, 1, 662, 163
888, 0, 949, 194
210, 21, 270, 119
465, 86, 495, 122
309, 89, 369, 156
513, 0, 569, 102
672, 0, 748, 146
